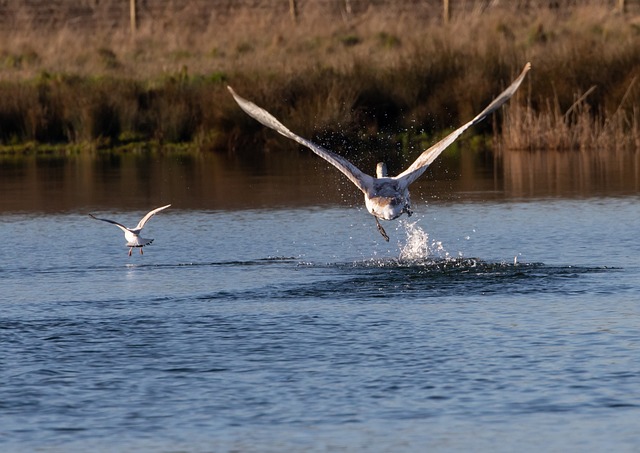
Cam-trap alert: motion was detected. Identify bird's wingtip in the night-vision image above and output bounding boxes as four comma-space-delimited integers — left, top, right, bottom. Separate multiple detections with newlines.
155, 204, 172, 212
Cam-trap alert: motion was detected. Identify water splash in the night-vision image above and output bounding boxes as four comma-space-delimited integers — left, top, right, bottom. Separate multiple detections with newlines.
397, 219, 451, 261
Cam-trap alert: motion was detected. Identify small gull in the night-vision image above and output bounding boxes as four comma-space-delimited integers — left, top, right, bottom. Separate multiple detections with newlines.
89, 204, 171, 256
228, 63, 531, 241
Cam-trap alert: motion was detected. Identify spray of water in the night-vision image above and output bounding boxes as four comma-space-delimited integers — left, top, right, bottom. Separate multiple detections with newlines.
397, 219, 451, 261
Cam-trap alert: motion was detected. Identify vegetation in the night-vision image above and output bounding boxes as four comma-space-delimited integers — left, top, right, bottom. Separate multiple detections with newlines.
0, 3, 638, 154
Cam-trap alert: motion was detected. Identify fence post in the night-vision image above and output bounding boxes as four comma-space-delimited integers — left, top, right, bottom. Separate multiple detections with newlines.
130, 0, 137, 35
289, 0, 298, 22
344, 0, 352, 15
443, 0, 450, 24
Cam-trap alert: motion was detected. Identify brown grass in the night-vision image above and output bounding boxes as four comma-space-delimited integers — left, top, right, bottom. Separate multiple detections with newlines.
0, 3, 638, 152
502, 83, 640, 151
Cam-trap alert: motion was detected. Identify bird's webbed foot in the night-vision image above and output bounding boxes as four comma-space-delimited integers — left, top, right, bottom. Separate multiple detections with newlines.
375, 218, 390, 242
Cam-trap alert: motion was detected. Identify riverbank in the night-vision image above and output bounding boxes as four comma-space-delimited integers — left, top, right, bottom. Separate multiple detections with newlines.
0, 3, 638, 154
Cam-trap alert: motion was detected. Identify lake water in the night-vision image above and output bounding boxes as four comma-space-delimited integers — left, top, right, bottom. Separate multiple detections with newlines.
2, 148, 640, 452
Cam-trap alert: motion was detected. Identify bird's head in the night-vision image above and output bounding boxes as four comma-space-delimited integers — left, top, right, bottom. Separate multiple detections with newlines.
376, 162, 388, 178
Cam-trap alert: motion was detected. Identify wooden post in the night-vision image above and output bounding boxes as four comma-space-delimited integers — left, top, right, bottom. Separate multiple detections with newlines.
345, 0, 352, 15
289, 0, 297, 23
130, 0, 137, 35
443, 0, 450, 24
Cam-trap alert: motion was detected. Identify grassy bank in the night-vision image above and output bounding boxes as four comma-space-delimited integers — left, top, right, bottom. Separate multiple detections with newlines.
0, 4, 638, 154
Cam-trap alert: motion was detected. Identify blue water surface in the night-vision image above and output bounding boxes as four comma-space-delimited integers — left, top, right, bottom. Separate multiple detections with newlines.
2, 198, 640, 452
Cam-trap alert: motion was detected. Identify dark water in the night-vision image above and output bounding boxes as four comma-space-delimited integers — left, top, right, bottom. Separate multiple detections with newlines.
2, 149, 640, 452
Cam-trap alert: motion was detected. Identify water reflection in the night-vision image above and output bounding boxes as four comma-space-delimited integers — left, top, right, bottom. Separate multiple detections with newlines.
1, 147, 639, 213
500, 148, 640, 198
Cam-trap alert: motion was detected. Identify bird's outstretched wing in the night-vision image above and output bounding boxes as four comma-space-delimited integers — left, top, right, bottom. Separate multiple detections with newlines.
228, 86, 374, 194
88, 214, 129, 233
395, 62, 531, 188
134, 204, 171, 230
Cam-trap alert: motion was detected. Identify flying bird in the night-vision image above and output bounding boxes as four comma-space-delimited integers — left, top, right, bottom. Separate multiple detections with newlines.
89, 204, 171, 256
228, 62, 531, 241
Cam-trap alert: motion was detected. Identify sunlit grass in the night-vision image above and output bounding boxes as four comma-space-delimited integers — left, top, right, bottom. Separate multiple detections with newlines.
0, 3, 637, 152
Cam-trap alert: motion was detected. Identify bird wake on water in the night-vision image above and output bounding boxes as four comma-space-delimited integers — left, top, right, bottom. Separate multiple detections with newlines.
228, 62, 531, 241
89, 204, 171, 256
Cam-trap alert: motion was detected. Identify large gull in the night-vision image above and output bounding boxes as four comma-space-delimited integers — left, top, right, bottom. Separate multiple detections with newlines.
228, 63, 531, 241
89, 204, 171, 256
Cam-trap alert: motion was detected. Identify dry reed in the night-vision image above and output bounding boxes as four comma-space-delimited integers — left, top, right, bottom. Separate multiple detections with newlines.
0, 3, 638, 152
502, 77, 640, 151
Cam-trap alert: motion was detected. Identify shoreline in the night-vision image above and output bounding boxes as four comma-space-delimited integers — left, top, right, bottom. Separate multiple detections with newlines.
0, 3, 638, 152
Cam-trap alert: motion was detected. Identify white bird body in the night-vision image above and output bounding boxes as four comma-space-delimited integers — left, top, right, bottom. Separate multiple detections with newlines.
365, 177, 411, 221
228, 62, 531, 241
89, 204, 171, 255
123, 229, 152, 248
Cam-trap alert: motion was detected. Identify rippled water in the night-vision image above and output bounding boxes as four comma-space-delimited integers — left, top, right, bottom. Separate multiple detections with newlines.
3, 194, 640, 452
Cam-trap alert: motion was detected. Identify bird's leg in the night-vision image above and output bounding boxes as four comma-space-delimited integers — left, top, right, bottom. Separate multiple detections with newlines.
128, 247, 133, 256
140, 248, 144, 255
375, 218, 390, 242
